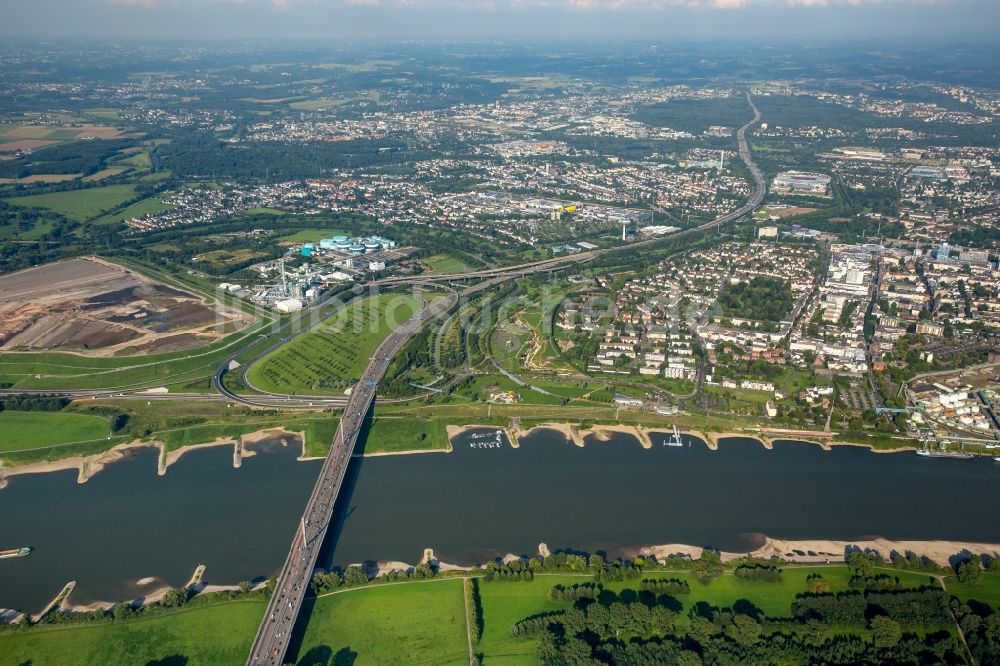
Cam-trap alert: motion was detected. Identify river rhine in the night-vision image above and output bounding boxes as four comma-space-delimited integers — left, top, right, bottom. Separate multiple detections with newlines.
1, 428, 999, 613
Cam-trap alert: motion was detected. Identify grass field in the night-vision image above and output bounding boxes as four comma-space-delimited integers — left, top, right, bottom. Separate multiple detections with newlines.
0, 398, 342, 466
92, 192, 174, 226
421, 254, 471, 274
359, 416, 452, 455
247, 294, 423, 395
244, 207, 288, 216
291, 580, 468, 666
6, 185, 139, 221
289, 91, 382, 111
118, 150, 152, 170
475, 567, 942, 664
83, 108, 122, 121
296, 566, 947, 666
947, 571, 1000, 612
0, 217, 58, 241
0, 566, 953, 665
0, 411, 109, 452
194, 248, 269, 270
0, 599, 264, 665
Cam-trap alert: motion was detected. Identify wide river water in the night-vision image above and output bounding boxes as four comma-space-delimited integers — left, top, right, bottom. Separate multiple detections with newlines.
1, 428, 999, 613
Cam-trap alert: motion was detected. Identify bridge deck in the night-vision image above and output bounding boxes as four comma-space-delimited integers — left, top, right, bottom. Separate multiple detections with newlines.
244, 95, 765, 665
245, 291, 458, 665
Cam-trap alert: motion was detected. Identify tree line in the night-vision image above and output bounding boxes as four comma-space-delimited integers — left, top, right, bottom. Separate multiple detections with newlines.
0, 394, 71, 412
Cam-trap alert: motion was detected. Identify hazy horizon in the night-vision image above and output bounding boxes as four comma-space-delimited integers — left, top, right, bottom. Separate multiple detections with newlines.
4, 0, 1000, 42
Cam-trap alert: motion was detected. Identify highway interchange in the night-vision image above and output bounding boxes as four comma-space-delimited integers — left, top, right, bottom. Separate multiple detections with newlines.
245, 95, 766, 665
0, 96, 765, 665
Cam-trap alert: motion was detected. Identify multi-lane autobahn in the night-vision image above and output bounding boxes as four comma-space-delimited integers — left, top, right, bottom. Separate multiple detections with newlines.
245, 276, 512, 665
244, 96, 766, 665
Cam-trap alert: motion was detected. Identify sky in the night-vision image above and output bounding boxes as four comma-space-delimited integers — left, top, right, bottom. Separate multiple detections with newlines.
3, 0, 999, 41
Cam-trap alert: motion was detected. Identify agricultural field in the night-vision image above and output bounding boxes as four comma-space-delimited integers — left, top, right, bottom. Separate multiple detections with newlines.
0, 411, 110, 453
0, 173, 81, 185
83, 109, 122, 121
6, 185, 140, 221
0, 123, 124, 154
290, 580, 468, 666
0, 599, 264, 666
82, 167, 128, 183
247, 293, 423, 395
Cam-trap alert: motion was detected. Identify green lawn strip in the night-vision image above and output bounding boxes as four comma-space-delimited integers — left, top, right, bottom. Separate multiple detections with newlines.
0, 411, 110, 452
0, 599, 264, 666
248, 294, 422, 395
6, 185, 139, 221
293, 579, 468, 666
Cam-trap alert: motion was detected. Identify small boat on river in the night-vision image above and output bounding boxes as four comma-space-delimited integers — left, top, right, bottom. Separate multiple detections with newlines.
917, 443, 974, 460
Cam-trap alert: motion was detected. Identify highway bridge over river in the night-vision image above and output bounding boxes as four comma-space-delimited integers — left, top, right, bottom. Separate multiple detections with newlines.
244, 277, 510, 665
246, 94, 767, 665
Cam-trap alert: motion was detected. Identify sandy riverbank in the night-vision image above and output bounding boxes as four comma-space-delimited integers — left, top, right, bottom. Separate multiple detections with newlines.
446, 421, 925, 458
160, 439, 238, 474
640, 536, 1000, 567
14, 534, 1000, 618
0, 440, 157, 490
448, 424, 521, 448
0, 428, 309, 489
584, 424, 654, 449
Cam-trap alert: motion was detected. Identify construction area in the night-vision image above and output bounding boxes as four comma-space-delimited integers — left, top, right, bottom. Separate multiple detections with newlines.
0, 257, 250, 355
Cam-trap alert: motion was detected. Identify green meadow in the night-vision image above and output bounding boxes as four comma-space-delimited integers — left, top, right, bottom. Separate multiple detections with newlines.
6, 185, 140, 221
0, 411, 109, 452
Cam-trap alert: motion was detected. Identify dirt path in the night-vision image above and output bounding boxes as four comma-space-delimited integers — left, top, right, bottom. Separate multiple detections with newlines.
937, 575, 977, 665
